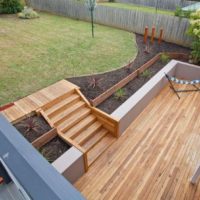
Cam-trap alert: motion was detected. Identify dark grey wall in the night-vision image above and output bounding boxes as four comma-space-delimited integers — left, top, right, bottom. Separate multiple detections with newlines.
0, 114, 85, 200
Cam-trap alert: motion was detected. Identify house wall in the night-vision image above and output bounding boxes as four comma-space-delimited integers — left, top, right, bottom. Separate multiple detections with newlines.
0, 114, 85, 200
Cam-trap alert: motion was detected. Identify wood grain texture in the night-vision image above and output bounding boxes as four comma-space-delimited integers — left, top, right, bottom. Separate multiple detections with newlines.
0, 80, 77, 123
75, 85, 200, 200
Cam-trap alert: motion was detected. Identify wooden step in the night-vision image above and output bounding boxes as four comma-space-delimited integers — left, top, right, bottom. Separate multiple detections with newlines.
52, 101, 86, 126
74, 121, 102, 145
57, 107, 91, 132
63, 115, 96, 139
87, 134, 116, 166
42, 90, 75, 111
46, 94, 80, 118
83, 128, 109, 152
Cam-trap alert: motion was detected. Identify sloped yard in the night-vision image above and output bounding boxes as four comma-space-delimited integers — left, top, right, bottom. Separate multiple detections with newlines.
0, 12, 137, 105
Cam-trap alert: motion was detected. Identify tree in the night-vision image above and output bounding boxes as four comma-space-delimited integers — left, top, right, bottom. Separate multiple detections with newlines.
86, 0, 96, 38
1, 0, 22, 14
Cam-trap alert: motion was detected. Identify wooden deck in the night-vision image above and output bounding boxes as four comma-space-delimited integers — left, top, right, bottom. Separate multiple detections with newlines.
0, 80, 79, 123
75, 85, 200, 200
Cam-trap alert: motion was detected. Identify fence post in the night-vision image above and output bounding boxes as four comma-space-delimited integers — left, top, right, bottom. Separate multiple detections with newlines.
144, 26, 148, 44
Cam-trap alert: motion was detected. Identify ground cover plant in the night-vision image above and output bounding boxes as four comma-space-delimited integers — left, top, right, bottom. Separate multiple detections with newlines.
99, 2, 174, 16
188, 9, 200, 64
0, 12, 137, 105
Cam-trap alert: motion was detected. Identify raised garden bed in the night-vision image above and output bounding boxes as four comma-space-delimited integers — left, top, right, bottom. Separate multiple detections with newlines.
14, 114, 71, 163
39, 137, 70, 163
14, 115, 51, 143
67, 34, 190, 113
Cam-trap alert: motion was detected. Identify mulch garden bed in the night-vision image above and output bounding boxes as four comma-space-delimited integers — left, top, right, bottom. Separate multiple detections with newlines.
39, 137, 70, 163
14, 114, 70, 163
14, 115, 51, 143
67, 34, 190, 114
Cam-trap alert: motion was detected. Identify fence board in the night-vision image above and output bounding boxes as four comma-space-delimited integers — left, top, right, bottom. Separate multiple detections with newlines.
27, 0, 192, 46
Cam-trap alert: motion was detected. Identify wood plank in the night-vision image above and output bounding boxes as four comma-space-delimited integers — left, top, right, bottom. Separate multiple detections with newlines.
64, 115, 96, 139
87, 134, 116, 166
57, 108, 91, 132
46, 94, 80, 117
83, 128, 108, 152
52, 101, 86, 126
75, 85, 200, 200
32, 128, 57, 149
75, 121, 102, 145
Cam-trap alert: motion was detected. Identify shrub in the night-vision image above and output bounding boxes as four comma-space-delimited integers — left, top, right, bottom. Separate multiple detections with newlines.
114, 88, 126, 100
188, 9, 200, 64
0, 0, 22, 14
140, 69, 152, 78
174, 7, 192, 18
18, 6, 39, 19
160, 53, 170, 64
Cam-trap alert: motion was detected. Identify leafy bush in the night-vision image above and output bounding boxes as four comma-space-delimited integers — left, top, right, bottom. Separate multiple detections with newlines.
18, 6, 39, 19
114, 88, 126, 100
174, 7, 192, 18
140, 69, 152, 78
0, 0, 22, 14
188, 9, 200, 64
160, 53, 170, 64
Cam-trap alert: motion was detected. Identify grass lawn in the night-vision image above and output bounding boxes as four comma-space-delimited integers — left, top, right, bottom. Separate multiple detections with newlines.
99, 2, 174, 16
0, 12, 137, 105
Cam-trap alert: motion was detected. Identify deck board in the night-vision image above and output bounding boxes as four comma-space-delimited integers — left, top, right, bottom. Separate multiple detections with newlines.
75, 85, 200, 200
0, 80, 78, 123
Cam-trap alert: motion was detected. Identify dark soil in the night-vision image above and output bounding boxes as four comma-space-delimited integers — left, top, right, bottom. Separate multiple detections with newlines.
97, 59, 186, 114
67, 34, 190, 100
14, 115, 51, 143
39, 137, 70, 163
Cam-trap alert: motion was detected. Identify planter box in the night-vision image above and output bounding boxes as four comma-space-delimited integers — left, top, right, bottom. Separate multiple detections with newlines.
111, 60, 200, 135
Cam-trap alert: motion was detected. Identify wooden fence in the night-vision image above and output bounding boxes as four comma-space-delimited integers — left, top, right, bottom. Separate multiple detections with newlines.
116, 0, 194, 10
27, 0, 191, 46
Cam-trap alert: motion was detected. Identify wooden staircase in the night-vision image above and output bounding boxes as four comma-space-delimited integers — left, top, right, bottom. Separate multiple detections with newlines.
38, 88, 119, 170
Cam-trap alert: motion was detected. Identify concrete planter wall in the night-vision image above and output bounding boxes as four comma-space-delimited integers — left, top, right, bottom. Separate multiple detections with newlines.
111, 60, 200, 135
52, 147, 85, 184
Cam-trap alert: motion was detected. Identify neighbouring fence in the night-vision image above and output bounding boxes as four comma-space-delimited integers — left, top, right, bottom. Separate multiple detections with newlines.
116, 0, 195, 10
27, 0, 192, 46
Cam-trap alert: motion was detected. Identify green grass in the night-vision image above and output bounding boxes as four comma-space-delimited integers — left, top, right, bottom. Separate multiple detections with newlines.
99, 2, 174, 16
0, 12, 137, 105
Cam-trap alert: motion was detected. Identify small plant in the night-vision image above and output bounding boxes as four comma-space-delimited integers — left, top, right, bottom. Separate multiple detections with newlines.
114, 88, 126, 100
18, 6, 39, 19
160, 53, 170, 63
140, 69, 152, 78
18, 117, 40, 133
0, 0, 22, 14
40, 148, 54, 163
125, 61, 132, 74
88, 77, 102, 88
